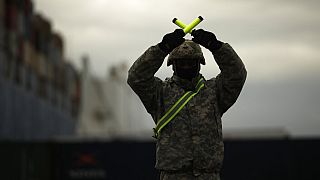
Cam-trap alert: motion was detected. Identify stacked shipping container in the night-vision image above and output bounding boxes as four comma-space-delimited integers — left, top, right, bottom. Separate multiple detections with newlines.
0, 0, 6, 76
0, 0, 81, 140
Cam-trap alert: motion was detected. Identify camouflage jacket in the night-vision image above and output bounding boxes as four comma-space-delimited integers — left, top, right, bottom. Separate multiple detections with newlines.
127, 43, 247, 173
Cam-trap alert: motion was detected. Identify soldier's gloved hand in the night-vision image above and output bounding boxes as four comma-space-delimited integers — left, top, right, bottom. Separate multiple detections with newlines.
158, 29, 185, 54
191, 29, 223, 51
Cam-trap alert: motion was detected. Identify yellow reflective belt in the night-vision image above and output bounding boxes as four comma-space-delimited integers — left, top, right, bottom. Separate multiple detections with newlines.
153, 78, 205, 139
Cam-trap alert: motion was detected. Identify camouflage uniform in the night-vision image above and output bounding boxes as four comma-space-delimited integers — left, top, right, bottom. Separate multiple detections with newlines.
127, 43, 247, 180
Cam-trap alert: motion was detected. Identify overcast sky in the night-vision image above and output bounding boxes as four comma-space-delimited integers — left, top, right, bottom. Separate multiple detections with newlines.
33, 0, 320, 137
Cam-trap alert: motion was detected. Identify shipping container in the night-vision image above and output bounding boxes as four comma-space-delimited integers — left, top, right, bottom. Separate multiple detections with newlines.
55, 63, 66, 93
5, 53, 16, 80
0, 49, 6, 77
32, 14, 51, 54
17, 35, 24, 62
0, 0, 5, 19
2, 53, 10, 78
0, 0, 5, 48
5, 0, 18, 31
61, 93, 68, 113
30, 14, 51, 85
30, 46, 39, 79
48, 39, 55, 63
37, 52, 47, 78
41, 16, 51, 55
17, 10, 24, 36
23, 40, 32, 66
20, 63, 28, 88
29, 68, 38, 94
64, 63, 81, 117
23, 0, 33, 16
65, 95, 72, 116
23, 12, 31, 40
21, 0, 33, 40
51, 32, 64, 65
37, 75, 47, 99
56, 90, 63, 111
0, 22, 5, 48
57, 63, 67, 112
16, 0, 23, 11
31, 48, 39, 75
14, 61, 22, 84
72, 77, 81, 117
31, 14, 41, 52
47, 80, 54, 105
47, 61, 54, 82
65, 63, 74, 96
8, 30, 18, 59
20, 61, 37, 90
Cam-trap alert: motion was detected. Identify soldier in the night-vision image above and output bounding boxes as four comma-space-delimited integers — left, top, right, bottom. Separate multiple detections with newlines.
127, 28, 247, 180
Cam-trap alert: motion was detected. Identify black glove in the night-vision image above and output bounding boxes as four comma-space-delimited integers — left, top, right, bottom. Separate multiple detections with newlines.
158, 29, 185, 53
191, 29, 223, 51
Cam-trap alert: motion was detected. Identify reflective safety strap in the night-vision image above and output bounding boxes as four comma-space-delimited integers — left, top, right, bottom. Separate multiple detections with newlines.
153, 78, 205, 139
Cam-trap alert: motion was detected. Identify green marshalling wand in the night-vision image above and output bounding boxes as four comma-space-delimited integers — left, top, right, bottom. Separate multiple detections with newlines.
172, 16, 203, 34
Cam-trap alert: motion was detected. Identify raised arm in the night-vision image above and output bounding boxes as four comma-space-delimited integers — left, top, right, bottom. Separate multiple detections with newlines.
192, 29, 247, 114
127, 29, 185, 116
213, 43, 247, 114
